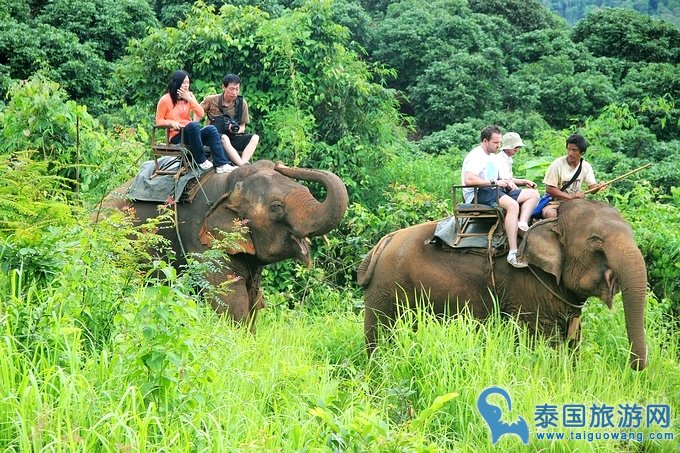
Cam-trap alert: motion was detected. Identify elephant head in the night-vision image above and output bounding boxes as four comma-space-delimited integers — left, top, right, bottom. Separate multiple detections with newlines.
198, 160, 348, 266
518, 199, 648, 370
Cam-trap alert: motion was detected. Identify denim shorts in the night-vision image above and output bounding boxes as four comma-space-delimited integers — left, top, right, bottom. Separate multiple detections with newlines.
476, 187, 522, 206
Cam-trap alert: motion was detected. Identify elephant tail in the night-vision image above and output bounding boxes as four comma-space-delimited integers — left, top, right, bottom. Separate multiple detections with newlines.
357, 233, 395, 287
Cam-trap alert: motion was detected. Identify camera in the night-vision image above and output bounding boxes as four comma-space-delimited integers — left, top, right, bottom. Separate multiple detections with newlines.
225, 118, 240, 134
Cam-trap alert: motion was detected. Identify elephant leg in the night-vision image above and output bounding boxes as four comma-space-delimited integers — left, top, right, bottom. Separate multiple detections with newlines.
203, 265, 264, 333
364, 300, 398, 358
365, 306, 379, 357
567, 316, 582, 368
253, 288, 266, 310
207, 276, 255, 328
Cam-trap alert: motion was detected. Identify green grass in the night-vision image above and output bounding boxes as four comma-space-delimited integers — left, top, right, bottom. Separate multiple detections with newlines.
1, 270, 678, 452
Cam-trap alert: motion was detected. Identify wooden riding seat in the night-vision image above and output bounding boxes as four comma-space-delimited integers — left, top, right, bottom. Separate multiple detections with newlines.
151, 125, 192, 177
451, 184, 505, 247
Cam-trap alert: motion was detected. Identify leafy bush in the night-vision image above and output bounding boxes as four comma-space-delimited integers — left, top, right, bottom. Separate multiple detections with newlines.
0, 153, 73, 246
370, 0, 475, 95
504, 28, 577, 69
0, 19, 112, 107
572, 7, 680, 63
0, 210, 159, 355
410, 49, 507, 133
417, 122, 485, 156
504, 55, 617, 129
641, 143, 680, 197
0, 77, 145, 198
0, 137, 168, 353
37, 0, 158, 62
0, 0, 29, 20
330, 0, 375, 50
468, 0, 563, 33
620, 65, 680, 141
113, 264, 218, 406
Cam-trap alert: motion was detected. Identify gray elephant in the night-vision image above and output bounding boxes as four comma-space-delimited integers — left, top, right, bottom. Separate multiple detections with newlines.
102, 160, 348, 329
357, 199, 648, 370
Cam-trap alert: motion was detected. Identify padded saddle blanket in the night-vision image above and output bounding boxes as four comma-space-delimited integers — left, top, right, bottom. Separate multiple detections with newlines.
126, 157, 210, 203
433, 215, 507, 250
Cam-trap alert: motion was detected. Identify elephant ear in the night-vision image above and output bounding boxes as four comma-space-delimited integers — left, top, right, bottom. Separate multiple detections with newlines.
517, 219, 563, 284
198, 195, 255, 255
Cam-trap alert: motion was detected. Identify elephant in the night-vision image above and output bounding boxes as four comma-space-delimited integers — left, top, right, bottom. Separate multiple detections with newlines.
101, 160, 348, 329
357, 199, 648, 370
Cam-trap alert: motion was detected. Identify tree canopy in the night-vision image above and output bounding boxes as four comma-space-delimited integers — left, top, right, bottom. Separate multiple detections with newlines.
572, 7, 680, 63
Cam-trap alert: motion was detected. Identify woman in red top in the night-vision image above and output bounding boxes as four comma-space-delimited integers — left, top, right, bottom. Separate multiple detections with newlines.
155, 70, 232, 173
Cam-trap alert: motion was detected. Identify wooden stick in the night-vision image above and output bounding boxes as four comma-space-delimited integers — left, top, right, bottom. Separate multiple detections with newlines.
583, 163, 652, 194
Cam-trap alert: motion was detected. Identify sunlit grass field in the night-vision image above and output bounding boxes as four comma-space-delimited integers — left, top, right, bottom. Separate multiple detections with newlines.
1, 265, 678, 452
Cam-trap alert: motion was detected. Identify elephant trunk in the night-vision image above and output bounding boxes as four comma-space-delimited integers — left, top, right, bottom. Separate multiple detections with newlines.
274, 163, 349, 237
606, 242, 648, 370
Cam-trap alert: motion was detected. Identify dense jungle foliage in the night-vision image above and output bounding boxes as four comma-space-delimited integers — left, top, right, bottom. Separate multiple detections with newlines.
1, 0, 679, 450
541, 0, 680, 27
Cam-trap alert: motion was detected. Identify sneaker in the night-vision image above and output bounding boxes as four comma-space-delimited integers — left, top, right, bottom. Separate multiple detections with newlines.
507, 251, 528, 268
198, 160, 213, 171
216, 164, 236, 174
518, 221, 529, 232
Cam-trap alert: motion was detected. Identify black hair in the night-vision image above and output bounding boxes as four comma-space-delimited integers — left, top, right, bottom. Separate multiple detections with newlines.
566, 133, 589, 154
481, 125, 502, 142
167, 70, 189, 105
222, 73, 241, 87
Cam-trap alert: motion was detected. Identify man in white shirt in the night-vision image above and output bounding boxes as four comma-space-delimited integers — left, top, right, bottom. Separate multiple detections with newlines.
462, 126, 535, 268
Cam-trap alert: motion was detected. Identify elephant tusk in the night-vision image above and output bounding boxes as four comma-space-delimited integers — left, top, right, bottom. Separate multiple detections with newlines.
605, 268, 617, 300
296, 237, 310, 256
296, 238, 312, 268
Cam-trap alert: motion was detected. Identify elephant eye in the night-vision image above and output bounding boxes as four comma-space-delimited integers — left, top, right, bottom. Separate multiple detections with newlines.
269, 201, 285, 219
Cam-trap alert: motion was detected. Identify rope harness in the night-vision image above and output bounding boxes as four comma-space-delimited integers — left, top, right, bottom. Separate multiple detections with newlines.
171, 159, 213, 261
526, 264, 585, 310
486, 219, 501, 291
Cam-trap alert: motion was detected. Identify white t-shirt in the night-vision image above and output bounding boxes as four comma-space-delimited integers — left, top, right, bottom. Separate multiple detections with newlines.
495, 151, 514, 180
461, 145, 497, 203
542, 157, 596, 194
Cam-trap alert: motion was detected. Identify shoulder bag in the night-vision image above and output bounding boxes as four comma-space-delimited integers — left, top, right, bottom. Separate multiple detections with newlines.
531, 158, 583, 219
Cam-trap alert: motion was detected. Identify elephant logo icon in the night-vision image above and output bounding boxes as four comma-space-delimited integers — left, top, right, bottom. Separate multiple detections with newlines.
477, 386, 530, 445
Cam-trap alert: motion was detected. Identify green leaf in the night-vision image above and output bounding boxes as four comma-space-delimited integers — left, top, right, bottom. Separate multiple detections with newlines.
410, 392, 458, 430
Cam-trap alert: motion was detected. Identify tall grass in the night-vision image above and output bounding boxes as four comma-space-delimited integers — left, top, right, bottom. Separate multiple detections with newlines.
1, 264, 678, 451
